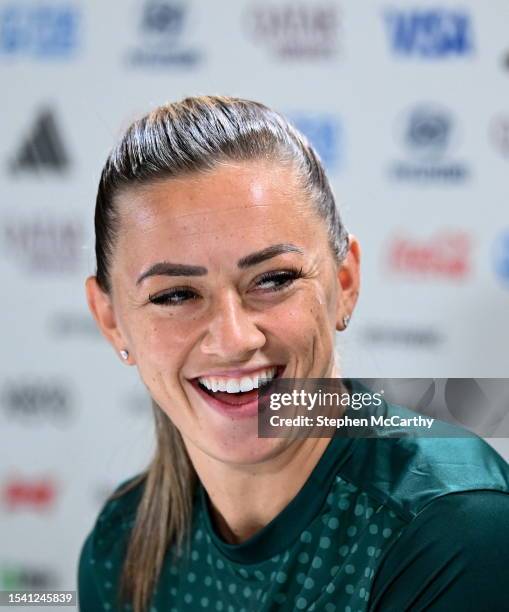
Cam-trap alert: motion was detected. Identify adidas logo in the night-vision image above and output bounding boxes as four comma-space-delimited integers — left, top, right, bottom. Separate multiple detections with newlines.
10, 109, 70, 174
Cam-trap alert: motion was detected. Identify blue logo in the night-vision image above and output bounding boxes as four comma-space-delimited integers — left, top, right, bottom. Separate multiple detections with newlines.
126, 0, 202, 67
289, 114, 343, 172
0, 4, 79, 59
403, 106, 453, 160
493, 230, 509, 285
142, 0, 184, 35
384, 9, 473, 58
390, 104, 469, 183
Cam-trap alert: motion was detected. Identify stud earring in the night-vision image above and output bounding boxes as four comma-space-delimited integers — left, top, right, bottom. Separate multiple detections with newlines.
120, 349, 129, 360
342, 315, 350, 330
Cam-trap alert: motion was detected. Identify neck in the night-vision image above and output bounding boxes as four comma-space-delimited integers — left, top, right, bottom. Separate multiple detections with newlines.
185, 361, 343, 544
186, 436, 332, 544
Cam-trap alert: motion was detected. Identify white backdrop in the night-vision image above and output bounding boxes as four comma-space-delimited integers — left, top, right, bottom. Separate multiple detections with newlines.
1, 0, 508, 598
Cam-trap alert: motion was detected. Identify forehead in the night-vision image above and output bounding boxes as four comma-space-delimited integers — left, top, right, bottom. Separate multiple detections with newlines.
114, 160, 323, 265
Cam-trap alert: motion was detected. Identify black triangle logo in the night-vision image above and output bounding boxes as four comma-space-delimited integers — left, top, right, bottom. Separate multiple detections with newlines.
10, 109, 70, 174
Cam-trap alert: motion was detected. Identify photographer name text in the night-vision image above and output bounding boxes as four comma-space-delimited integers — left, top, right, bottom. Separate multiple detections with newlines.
268, 414, 435, 429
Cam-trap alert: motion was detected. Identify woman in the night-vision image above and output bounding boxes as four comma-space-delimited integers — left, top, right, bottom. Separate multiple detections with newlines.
79, 95, 509, 612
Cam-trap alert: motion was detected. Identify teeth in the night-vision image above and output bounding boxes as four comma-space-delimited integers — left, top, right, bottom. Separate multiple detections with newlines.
198, 367, 277, 393
240, 377, 254, 392
226, 379, 240, 393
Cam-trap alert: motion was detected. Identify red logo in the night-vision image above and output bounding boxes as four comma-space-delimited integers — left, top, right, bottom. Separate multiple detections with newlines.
3, 477, 57, 511
387, 231, 471, 279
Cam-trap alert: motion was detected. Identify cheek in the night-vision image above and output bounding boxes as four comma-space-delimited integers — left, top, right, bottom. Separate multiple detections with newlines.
270, 289, 335, 346
131, 315, 192, 377
132, 320, 194, 412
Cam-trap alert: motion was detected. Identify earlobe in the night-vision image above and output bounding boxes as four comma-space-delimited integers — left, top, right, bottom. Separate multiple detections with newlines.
85, 276, 131, 361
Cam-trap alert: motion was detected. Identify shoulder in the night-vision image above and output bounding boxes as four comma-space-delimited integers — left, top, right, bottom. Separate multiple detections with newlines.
367, 434, 507, 517
89, 472, 146, 553
77, 473, 147, 610
368, 489, 509, 611
385, 487, 509, 552
80, 472, 146, 555
339, 392, 509, 520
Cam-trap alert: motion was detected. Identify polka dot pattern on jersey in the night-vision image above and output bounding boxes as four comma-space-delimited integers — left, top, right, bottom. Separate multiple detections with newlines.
84, 462, 405, 612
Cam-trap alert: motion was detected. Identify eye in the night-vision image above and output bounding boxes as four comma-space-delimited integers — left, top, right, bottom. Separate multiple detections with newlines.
254, 267, 304, 293
148, 288, 199, 306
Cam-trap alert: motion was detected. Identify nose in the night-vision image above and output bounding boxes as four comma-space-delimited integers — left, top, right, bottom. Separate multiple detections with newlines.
200, 290, 266, 360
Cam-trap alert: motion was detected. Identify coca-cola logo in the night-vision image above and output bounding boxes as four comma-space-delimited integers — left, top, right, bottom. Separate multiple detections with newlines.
2, 477, 58, 511
386, 231, 471, 279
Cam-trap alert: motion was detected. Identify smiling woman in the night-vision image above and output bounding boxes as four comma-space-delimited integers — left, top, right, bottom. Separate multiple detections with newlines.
78, 96, 509, 612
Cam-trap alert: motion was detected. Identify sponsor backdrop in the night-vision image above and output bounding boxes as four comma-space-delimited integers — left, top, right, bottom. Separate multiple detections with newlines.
2, 0, 508, 599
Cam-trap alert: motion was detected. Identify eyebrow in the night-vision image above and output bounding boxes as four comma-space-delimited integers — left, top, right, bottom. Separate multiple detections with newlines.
136, 243, 304, 285
237, 243, 304, 268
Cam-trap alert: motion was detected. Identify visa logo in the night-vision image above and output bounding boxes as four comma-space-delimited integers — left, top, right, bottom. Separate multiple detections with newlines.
384, 9, 473, 58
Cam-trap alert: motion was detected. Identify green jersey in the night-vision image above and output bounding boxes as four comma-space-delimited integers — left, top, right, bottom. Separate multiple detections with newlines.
78, 380, 509, 611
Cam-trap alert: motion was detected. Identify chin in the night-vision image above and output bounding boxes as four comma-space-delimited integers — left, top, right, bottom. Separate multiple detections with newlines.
203, 431, 286, 466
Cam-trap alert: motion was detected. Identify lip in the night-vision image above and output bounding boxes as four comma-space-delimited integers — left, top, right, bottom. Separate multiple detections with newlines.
189, 364, 284, 380
188, 365, 285, 419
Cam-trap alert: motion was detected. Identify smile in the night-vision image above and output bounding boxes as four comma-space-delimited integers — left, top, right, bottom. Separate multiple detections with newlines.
198, 366, 279, 393
188, 365, 285, 417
